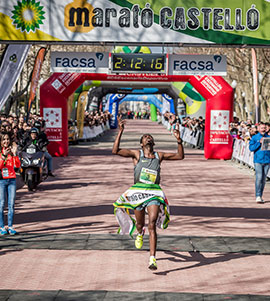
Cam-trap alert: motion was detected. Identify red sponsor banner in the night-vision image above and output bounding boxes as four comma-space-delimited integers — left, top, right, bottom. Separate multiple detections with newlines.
209, 110, 230, 144
210, 130, 230, 144
189, 75, 231, 99
28, 47, 46, 113
43, 108, 62, 142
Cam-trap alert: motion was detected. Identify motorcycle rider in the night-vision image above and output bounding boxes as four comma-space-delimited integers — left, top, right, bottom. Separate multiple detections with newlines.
20, 127, 43, 152
20, 127, 53, 176
22, 124, 55, 177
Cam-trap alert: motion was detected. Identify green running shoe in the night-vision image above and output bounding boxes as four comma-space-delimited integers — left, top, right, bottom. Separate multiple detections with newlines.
135, 231, 144, 249
148, 256, 157, 270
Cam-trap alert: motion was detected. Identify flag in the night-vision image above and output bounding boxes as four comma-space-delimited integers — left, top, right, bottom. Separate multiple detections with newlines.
76, 91, 88, 138
0, 44, 31, 111
27, 47, 46, 114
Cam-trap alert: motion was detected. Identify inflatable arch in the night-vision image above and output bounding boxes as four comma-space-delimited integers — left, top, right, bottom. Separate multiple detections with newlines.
40, 73, 233, 160
108, 94, 162, 128
162, 94, 175, 114
86, 82, 205, 125
120, 95, 162, 112
87, 85, 178, 113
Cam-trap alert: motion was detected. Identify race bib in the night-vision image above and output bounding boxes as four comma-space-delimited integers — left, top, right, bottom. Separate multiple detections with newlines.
139, 167, 157, 184
2, 168, 9, 178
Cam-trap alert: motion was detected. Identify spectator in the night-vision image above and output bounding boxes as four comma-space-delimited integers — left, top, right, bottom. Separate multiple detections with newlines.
249, 122, 270, 204
0, 132, 21, 235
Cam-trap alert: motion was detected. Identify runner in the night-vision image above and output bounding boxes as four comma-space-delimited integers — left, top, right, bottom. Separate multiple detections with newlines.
112, 116, 184, 270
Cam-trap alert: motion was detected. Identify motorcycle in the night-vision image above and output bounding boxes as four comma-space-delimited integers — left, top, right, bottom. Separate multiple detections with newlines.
19, 144, 48, 191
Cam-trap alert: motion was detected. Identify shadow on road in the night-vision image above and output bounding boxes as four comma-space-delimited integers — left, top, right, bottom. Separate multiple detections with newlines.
155, 250, 253, 276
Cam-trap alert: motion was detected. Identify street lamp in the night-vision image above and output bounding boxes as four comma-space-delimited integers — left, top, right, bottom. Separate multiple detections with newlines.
231, 80, 237, 118
251, 48, 259, 123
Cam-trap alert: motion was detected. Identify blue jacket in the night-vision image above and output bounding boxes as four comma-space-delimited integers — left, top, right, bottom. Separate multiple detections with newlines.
249, 132, 270, 163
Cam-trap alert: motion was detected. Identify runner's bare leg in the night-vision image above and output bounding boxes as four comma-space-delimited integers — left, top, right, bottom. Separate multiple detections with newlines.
134, 209, 145, 234
147, 205, 160, 256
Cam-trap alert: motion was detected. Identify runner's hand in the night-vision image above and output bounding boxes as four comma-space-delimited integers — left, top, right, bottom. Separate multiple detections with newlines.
117, 115, 125, 131
173, 123, 181, 141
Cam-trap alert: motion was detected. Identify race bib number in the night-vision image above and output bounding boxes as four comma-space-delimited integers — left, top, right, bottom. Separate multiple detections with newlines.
139, 167, 157, 184
2, 168, 9, 178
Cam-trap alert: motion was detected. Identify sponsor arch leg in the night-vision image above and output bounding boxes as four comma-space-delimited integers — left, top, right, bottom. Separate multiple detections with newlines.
40, 73, 86, 156
188, 76, 233, 160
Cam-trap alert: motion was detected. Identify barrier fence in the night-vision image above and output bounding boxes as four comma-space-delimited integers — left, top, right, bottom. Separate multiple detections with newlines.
163, 118, 270, 177
162, 117, 204, 149
231, 138, 270, 178
82, 121, 110, 141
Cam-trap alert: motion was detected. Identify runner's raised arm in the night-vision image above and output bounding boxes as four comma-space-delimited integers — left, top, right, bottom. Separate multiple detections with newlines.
112, 115, 139, 159
158, 123, 185, 162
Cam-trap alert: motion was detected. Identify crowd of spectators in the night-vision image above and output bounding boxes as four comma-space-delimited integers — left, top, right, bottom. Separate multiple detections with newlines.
0, 113, 44, 147
0, 110, 111, 147
229, 117, 270, 142
162, 112, 270, 144
163, 112, 205, 132
3, 109, 268, 147
120, 110, 150, 120
83, 111, 111, 128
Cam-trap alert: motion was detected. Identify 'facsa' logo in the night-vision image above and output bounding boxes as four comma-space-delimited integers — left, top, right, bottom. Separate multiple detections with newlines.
174, 59, 220, 71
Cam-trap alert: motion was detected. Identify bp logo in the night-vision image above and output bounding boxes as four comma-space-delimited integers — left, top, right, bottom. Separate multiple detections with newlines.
11, 0, 45, 33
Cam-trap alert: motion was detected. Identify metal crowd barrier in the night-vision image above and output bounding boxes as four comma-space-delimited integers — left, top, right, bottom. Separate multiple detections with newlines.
82, 121, 110, 140
231, 138, 270, 177
162, 117, 204, 149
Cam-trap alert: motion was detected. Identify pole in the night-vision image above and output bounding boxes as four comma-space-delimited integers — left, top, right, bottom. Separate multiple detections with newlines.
251, 48, 260, 123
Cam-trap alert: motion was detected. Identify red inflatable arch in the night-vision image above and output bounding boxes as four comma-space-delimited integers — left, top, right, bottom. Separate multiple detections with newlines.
40, 73, 233, 160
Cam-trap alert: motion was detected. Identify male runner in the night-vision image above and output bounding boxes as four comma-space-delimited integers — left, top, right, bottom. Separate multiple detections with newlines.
112, 116, 184, 270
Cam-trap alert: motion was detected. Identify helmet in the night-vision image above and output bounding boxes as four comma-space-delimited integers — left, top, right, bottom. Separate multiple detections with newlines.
30, 127, 39, 134
34, 121, 41, 128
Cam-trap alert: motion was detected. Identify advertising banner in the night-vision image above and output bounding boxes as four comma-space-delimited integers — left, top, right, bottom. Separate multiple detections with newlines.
51, 52, 109, 73
209, 110, 230, 144
27, 47, 46, 114
76, 91, 88, 138
175, 82, 206, 119
0, 44, 30, 110
44, 108, 63, 142
169, 54, 227, 76
0, 0, 270, 45
108, 94, 125, 128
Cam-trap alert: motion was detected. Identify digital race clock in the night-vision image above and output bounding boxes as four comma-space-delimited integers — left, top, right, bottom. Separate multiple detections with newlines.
111, 53, 166, 73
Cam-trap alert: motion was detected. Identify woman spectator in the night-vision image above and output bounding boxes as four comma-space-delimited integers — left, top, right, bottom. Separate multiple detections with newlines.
0, 132, 21, 235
